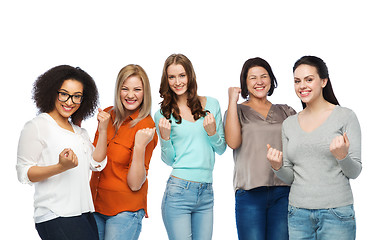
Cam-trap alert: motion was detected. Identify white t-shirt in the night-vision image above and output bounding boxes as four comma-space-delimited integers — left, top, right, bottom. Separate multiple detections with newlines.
16, 113, 107, 223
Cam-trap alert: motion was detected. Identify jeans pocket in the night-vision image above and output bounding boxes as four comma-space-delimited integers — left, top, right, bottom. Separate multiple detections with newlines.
235, 189, 246, 197
166, 182, 186, 197
329, 205, 355, 221
288, 205, 297, 217
132, 209, 145, 220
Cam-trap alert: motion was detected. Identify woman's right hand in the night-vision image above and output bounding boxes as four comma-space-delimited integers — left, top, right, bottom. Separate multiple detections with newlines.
58, 148, 78, 171
266, 144, 283, 170
228, 87, 241, 104
158, 117, 171, 140
97, 108, 111, 133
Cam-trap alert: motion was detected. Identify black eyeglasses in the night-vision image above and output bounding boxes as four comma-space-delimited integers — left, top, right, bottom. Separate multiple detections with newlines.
57, 91, 83, 104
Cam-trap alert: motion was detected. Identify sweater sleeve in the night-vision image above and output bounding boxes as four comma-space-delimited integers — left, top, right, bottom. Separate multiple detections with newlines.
273, 119, 295, 184
208, 98, 226, 155
337, 110, 362, 179
154, 110, 176, 166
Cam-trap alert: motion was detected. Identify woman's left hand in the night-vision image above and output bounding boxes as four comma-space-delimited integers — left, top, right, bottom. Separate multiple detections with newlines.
135, 127, 156, 148
203, 112, 216, 136
97, 108, 111, 132
330, 132, 350, 160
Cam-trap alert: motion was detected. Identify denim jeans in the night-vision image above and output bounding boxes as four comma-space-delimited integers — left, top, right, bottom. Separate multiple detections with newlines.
288, 205, 356, 240
235, 186, 290, 240
94, 209, 145, 240
161, 176, 214, 240
35, 212, 99, 240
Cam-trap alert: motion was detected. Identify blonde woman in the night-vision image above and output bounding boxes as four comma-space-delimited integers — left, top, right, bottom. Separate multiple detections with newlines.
90, 64, 158, 240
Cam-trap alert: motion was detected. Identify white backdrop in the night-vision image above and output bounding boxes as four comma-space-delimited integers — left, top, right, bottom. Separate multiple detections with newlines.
2, 1, 384, 239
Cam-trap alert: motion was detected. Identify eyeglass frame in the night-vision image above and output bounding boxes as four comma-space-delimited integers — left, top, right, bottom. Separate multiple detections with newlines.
57, 91, 83, 104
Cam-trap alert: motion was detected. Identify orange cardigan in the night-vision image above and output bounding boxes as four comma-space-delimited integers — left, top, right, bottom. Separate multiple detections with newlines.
90, 107, 158, 217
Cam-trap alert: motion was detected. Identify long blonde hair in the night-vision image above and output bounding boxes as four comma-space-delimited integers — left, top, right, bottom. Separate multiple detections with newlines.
113, 64, 152, 129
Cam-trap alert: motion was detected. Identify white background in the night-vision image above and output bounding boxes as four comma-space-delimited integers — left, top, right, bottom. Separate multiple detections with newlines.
2, 1, 384, 239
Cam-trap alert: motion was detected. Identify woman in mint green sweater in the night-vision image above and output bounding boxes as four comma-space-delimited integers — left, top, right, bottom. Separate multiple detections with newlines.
154, 53, 226, 240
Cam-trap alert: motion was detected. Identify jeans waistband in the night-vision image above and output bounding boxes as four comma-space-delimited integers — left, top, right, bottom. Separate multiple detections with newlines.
168, 176, 212, 189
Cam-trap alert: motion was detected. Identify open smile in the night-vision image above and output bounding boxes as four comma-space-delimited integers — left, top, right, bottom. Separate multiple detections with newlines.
174, 85, 185, 90
61, 104, 75, 112
125, 99, 137, 104
300, 90, 311, 97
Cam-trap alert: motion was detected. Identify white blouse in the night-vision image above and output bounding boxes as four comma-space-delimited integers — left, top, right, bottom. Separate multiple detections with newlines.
16, 113, 107, 223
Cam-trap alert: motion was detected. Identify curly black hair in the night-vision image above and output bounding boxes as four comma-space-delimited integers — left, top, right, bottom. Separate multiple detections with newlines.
32, 65, 99, 125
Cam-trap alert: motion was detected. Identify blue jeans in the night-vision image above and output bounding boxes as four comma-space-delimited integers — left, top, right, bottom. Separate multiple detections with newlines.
235, 186, 290, 240
94, 209, 145, 240
288, 205, 356, 240
35, 212, 99, 240
162, 176, 214, 240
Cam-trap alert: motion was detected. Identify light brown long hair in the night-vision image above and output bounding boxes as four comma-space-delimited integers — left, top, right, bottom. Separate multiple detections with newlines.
159, 54, 207, 124
113, 64, 152, 129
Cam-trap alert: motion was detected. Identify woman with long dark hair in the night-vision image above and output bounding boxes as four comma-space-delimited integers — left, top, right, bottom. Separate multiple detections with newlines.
267, 56, 362, 239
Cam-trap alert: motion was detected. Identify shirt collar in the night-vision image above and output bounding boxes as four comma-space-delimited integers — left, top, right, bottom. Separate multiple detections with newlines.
123, 108, 140, 122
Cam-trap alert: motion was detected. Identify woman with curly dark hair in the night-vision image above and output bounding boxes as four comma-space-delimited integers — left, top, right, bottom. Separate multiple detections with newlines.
154, 54, 226, 240
16, 65, 110, 240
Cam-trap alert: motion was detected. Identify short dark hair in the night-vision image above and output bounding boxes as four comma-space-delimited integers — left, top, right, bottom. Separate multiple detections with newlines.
293, 56, 339, 109
240, 57, 278, 99
32, 65, 99, 125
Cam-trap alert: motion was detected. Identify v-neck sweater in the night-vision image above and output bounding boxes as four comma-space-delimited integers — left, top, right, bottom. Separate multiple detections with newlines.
224, 104, 296, 191
274, 106, 362, 209
154, 96, 226, 183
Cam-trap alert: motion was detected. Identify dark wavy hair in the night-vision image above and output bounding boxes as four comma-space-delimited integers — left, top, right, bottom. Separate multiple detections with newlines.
293, 56, 339, 109
240, 57, 278, 99
159, 54, 208, 124
32, 65, 99, 125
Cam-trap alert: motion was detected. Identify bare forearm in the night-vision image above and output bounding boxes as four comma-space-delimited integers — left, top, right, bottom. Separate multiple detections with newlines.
225, 102, 242, 149
27, 164, 66, 183
126, 145, 146, 191
93, 130, 107, 162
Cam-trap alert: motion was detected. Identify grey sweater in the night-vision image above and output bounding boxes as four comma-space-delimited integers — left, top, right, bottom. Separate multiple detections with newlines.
275, 106, 362, 209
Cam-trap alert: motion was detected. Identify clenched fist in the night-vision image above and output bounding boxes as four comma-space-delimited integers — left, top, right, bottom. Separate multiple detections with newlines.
158, 118, 171, 140
228, 87, 241, 104
58, 148, 78, 171
97, 108, 111, 132
266, 144, 283, 171
330, 132, 350, 160
135, 127, 156, 147
203, 112, 216, 136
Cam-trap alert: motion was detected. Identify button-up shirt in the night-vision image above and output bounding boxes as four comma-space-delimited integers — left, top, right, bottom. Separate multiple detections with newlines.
16, 113, 106, 223
90, 107, 157, 217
